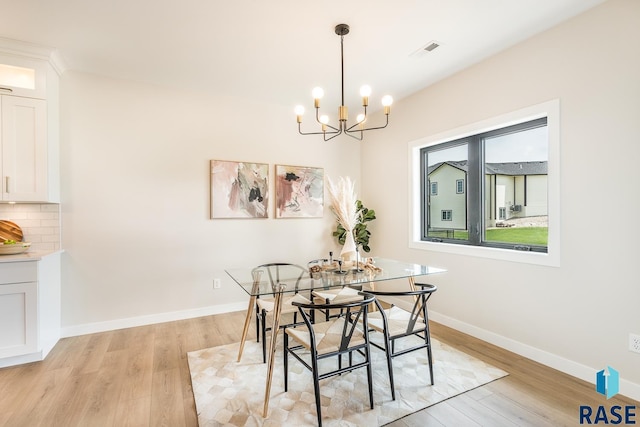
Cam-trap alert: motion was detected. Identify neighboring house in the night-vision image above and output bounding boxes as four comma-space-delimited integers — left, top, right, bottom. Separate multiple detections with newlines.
427, 160, 548, 230
428, 160, 468, 230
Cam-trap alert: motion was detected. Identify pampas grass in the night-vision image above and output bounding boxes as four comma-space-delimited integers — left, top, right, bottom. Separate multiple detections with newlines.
327, 176, 358, 258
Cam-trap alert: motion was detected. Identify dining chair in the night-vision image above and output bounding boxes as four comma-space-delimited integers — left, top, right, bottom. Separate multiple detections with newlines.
308, 258, 364, 321
362, 283, 438, 400
283, 294, 377, 427
254, 263, 310, 363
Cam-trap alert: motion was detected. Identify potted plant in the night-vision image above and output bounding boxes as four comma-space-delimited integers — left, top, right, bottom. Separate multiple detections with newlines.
333, 199, 376, 253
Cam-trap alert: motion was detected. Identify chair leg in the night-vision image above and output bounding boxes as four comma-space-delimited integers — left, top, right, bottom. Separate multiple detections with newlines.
255, 308, 260, 343
261, 310, 267, 363
427, 341, 434, 386
382, 335, 396, 400
283, 332, 289, 391
365, 346, 374, 409
424, 314, 435, 386
311, 355, 323, 427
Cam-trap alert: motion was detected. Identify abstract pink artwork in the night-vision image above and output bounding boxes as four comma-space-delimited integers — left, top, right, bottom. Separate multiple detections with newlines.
275, 165, 324, 218
210, 160, 268, 219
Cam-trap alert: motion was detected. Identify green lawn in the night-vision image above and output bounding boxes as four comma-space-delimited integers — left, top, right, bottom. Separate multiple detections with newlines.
428, 227, 548, 246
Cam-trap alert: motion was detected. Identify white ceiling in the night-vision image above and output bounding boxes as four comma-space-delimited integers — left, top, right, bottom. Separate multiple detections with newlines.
0, 0, 604, 113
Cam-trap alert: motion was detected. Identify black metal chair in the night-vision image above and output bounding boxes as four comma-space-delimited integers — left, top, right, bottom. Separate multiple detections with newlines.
254, 263, 309, 363
308, 258, 364, 321
283, 295, 377, 427
362, 283, 438, 400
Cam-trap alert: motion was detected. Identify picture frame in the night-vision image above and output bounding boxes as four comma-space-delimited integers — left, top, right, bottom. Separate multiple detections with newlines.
275, 164, 324, 218
210, 160, 269, 219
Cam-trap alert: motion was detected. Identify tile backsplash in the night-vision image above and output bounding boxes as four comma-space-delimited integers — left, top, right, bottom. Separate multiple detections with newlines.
0, 203, 61, 251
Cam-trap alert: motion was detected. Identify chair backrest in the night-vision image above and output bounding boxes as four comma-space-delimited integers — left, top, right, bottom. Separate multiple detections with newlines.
293, 295, 376, 353
252, 263, 307, 294
363, 284, 437, 334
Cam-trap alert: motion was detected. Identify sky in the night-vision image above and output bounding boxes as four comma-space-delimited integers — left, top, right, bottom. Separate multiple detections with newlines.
427, 126, 548, 165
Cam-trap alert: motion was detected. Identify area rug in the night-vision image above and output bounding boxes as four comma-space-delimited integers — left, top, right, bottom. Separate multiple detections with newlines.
187, 335, 507, 426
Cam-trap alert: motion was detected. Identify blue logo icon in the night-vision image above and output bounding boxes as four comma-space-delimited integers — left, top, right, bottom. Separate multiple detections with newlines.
596, 366, 619, 399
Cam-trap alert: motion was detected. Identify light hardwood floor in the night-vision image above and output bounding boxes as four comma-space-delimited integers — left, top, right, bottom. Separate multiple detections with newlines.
0, 312, 637, 426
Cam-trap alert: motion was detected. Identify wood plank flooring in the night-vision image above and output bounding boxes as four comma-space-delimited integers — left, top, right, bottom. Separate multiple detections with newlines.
0, 312, 637, 426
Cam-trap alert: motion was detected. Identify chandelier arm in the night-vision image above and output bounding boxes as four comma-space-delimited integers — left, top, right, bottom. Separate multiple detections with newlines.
345, 115, 390, 133
314, 108, 340, 132
343, 129, 363, 141
323, 129, 344, 141
298, 123, 340, 136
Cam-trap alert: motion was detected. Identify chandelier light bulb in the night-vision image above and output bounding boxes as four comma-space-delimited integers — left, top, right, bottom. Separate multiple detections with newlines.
359, 85, 372, 97
312, 87, 325, 100
295, 105, 305, 123
319, 115, 329, 125
382, 95, 393, 115
357, 113, 366, 123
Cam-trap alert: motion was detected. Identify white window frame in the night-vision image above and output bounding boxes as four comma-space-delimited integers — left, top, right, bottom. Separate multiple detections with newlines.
408, 99, 560, 267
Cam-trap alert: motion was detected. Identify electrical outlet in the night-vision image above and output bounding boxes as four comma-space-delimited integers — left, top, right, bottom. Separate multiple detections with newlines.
213, 278, 221, 289
630, 333, 640, 354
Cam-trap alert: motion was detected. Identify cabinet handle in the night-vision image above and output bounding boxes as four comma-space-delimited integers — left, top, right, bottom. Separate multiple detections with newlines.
0, 86, 13, 93
4, 176, 8, 193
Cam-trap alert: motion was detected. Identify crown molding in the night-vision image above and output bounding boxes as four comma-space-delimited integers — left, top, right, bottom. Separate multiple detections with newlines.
0, 36, 68, 75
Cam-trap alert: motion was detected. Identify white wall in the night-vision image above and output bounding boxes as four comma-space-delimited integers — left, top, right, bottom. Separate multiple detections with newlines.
59, 71, 360, 333
361, 0, 640, 396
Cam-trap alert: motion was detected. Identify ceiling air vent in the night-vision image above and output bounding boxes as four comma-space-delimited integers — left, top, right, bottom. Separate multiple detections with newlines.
424, 42, 440, 52
410, 40, 441, 58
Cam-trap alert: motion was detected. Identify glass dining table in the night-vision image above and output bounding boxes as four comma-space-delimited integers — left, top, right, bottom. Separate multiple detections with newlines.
225, 257, 446, 418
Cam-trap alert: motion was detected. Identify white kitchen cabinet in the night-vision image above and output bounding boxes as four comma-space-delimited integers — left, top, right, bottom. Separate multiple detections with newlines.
0, 48, 59, 203
1, 95, 48, 202
0, 261, 38, 358
0, 254, 61, 367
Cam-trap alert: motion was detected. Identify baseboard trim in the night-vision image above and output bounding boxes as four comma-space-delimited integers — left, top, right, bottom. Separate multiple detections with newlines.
61, 302, 247, 338
430, 311, 640, 402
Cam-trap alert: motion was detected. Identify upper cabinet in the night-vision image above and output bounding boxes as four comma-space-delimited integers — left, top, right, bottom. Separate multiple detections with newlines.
0, 53, 48, 99
1, 96, 48, 201
0, 48, 60, 203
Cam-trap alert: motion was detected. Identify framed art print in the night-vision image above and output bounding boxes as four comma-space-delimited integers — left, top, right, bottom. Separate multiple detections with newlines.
210, 160, 268, 218
275, 164, 324, 218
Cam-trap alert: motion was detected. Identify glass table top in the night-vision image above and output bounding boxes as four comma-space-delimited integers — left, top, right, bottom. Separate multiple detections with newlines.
225, 257, 446, 296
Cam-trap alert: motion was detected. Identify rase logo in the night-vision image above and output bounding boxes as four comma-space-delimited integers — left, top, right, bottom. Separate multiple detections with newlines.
597, 366, 620, 399
579, 366, 637, 425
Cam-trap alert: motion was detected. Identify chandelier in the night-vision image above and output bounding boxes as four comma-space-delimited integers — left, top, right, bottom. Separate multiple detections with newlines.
295, 24, 393, 141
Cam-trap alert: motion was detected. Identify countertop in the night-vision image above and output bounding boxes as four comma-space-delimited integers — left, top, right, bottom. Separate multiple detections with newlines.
0, 249, 64, 263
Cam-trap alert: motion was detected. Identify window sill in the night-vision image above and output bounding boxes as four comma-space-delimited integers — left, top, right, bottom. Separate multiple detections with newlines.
409, 239, 560, 267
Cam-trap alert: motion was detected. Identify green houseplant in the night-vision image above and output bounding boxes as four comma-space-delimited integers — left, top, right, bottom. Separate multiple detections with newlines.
333, 200, 376, 252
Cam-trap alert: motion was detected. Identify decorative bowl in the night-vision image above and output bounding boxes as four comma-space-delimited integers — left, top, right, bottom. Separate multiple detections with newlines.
0, 242, 31, 255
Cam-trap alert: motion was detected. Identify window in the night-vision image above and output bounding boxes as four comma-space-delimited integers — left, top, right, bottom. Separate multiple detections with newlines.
421, 117, 548, 251
410, 100, 559, 266
430, 182, 438, 195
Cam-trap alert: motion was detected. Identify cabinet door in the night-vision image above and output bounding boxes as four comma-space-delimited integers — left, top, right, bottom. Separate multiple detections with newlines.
0, 282, 38, 358
1, 95, 48, 201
